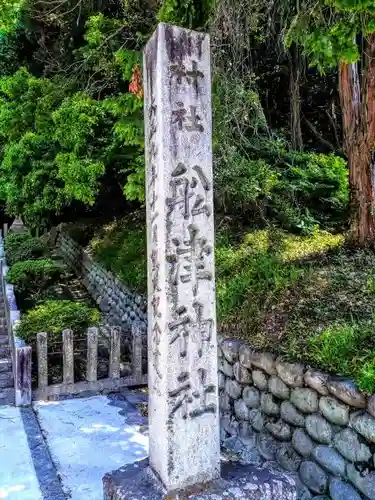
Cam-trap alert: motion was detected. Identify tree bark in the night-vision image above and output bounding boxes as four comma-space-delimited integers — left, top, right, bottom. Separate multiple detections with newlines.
339, 35, 375, 246
289, 44, 303, 151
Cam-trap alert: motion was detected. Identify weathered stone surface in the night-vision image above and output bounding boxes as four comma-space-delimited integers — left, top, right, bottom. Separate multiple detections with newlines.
257, 432, 278, 461
252, 369, 268, 391
221, 339, 242, 364
234, 399, 249, 421
368, 394, 375, 418
276, 443, 302, 472
268, 376, 290, 400
276, 361, 305, 388
220, 427, 227, 442
280, 401, 305, 427
350, 411, 375, 443
312, 445, 346, 478
146, 30, 220, 485
347, 463, 375, 500
239, 347, 276, 374
238, 445, 264, 466
333, 428, 371, 463
305, 415, 333, 444
248, 409, 264, 432
221, 414, 239, 437
329, 478, 361, 500
233, 362, 252, 384
222, 436, 244, 455
238, 421, 252, 439
327, 379, 366, 408
292, 429, 314, 458
238, 344, 252, 369
219, 391, 231, 412
218, 372, 226, 390
219, 357, 233, 378
299, 461, 328, 494
290, 388, 319, 414
319, 396, 349, 426
103, 458, 299, 500
225, 379, 242, 400
242, 386, 260, 408
250, 352, 276, 375
304, 370, 329, 396
260, 393, 280, 416
265, 420, 292, 441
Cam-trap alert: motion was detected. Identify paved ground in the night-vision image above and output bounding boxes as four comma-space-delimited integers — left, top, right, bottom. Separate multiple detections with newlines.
0, 391, 148, 499
33, 393, 149, 499
0, 406, 42, 499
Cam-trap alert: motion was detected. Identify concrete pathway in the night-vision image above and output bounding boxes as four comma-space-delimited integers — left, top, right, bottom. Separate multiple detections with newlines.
0, 406, 42, 499
33, 393, 149, 499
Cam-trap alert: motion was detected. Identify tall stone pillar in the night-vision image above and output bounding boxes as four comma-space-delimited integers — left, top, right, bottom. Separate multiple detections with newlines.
144, 23, 220, 492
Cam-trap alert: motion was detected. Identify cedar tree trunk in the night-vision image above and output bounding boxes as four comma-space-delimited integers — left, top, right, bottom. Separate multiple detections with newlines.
339, 35, 375, 246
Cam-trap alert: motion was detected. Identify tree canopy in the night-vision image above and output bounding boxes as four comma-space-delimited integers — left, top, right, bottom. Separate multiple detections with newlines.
0, 0, 371, 245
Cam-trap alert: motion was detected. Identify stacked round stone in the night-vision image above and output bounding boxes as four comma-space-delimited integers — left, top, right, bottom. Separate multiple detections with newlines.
218, 338, 375, 500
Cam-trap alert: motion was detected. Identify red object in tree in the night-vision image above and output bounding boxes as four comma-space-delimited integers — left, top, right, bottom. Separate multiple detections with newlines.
129, 64, 144, 99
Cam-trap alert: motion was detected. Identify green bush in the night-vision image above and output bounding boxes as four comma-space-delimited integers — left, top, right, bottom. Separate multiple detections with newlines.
215, 146, 349, 234
5, 232, 47, 265
4, 232, 32, 254
15, 300, 100, 343
7, 259, 64, 296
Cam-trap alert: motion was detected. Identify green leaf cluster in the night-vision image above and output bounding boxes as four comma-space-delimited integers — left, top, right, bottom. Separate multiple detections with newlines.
5, 231, 47, 265
286, 0, 375, 70
15, 300, 100, 342
6, 258, 64, 296
0, 2, 152, 227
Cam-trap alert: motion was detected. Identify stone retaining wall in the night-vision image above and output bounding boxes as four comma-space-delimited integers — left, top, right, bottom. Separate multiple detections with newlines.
55, 226, 148, 332
219, 338, 375, 500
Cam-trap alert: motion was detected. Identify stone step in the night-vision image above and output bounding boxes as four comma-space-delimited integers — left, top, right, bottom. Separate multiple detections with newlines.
0, 337, 9, 346
0, 347, 10, 358
0, 387, 14, 405
0, 359, 11, 373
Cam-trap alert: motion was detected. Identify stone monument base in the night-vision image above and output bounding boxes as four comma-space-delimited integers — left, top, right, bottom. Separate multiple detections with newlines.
103, 459, 299, 500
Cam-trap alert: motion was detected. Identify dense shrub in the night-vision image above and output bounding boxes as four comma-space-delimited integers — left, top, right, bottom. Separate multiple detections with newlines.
6, 259, 64, 296
5, 232, 47, 265
214, 147, 348, 234
15, 300, 100, 343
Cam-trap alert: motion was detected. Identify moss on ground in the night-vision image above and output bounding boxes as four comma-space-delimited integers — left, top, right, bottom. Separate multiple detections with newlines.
83, 216, 375, 392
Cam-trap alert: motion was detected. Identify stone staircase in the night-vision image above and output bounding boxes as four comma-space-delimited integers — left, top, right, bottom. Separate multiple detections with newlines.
0, 293, 14, 405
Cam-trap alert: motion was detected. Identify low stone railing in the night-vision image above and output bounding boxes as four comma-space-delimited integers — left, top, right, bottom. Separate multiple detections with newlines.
0, 235, 32, 406
33, 323, 145, 401
218, 338, 375, 500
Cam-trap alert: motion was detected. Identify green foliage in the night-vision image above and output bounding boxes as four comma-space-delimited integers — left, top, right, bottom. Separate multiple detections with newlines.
158, 0, 212, 28
215, 141, 348, 234
0, 0, 26, 35
4, 231, 31, 253
286, 0, 375, 70
5, 232, 47, 265
7, 259, 63, 296
89, 217, 146, 292
212, 71, 348, 233
15, 300, 100, 342
0, 2, 152, 227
